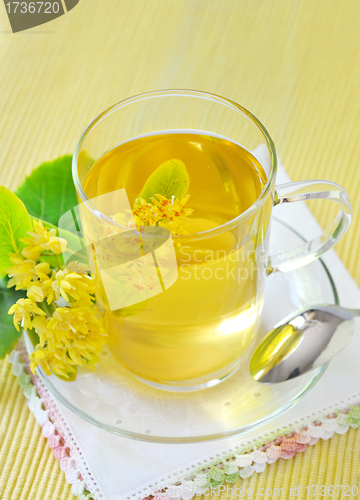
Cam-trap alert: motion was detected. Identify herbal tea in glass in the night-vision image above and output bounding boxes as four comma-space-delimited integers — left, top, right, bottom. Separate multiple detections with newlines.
82, 131, 271, 388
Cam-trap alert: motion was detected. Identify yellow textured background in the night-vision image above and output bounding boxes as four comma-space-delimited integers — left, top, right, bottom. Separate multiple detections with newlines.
1, 1, 360, 499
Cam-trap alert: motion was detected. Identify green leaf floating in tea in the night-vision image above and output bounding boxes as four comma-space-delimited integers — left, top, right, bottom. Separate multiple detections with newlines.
136, 158, 190, 203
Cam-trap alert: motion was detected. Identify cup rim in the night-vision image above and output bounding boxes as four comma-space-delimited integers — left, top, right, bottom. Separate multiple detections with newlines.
72, 89, 277, 241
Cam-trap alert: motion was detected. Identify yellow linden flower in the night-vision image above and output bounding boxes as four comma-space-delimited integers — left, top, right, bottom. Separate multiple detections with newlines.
132, 198, 163, 227
34, 262, 51, 280
31, 315, 67, 352
29, 344, 76, 378
6, 256, 36, 290
46, 237, 66, 255
48, 306, 103, 337
29, 305, 106, 376
153, 195, 193, 236
30, 275, 54, 304
20, 219, 67, 258
130, 194, 193, 236
67, 316, 106, 365
21, 246, 42, 261
151, 194, 193, 219
6, 257, 51, 292
27, 284, 45, 302
31, 316, 51, 348
43, 268, 95, 305
47, 307, 85, 339
8, 298, 46, 331
47, 306, 106, 362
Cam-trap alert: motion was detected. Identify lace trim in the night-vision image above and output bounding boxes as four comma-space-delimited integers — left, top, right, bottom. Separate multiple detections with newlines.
7, 344, 360, 500
8, 344, 106, 500
135, 401, 360, 500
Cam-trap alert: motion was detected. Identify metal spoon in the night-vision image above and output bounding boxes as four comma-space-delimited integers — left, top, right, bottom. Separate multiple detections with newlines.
250, 304, 360, 384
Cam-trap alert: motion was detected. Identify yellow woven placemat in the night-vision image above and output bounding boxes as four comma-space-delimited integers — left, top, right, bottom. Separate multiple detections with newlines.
1, 1, 360, 498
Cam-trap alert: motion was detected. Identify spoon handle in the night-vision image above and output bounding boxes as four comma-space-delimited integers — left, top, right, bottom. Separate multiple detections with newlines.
348, 308, 360, 317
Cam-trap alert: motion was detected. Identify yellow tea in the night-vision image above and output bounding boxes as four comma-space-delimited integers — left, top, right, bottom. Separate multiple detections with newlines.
83, 131, 270, 387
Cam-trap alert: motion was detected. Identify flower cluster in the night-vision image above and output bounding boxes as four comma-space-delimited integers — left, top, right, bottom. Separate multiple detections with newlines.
7, 220, 106, 380
113, 194, 194, 236
20, 219, 66, 259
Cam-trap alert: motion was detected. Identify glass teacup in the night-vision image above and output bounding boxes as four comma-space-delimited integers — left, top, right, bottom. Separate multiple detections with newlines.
66, 90, 351, 391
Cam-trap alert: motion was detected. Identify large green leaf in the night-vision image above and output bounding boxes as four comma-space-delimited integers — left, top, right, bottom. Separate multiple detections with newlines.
137, 159, 190, 203
0, 287, 26, 359
16, 155, 77, 226
0, 186, 32, 274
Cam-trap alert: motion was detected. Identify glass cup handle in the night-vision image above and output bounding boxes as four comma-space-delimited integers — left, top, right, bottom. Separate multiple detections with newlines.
268, 180, 352, 273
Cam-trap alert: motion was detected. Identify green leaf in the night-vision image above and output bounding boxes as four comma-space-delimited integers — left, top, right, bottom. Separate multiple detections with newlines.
15, 156, 77, 226
0, 186, 32, 274
0, 287, 27, 359
0, 275, 8, 290
137, 159, 190, 203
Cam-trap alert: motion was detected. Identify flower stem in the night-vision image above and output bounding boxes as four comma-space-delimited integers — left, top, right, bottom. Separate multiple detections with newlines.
55, 254, 63, 270
40, 301, 56, 318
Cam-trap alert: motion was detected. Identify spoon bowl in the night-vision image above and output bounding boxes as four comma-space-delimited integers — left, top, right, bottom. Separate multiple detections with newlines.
250, 304, 358, 384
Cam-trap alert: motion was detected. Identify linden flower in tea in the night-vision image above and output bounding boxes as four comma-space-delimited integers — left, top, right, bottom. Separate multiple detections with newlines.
132, 193, 193, 236
83, 131, 270, 386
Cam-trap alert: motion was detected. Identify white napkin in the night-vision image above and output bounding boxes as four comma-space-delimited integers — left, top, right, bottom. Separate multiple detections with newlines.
44, 161, 360, 500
